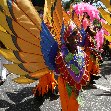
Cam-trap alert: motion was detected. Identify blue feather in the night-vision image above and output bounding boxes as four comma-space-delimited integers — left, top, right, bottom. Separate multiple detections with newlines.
79, 28, 87, 46
41, 22, 55, 43
40, 22, 58, 70
7, 0, 16, 20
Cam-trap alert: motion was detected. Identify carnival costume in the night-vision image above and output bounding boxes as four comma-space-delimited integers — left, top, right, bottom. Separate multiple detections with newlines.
0, 0, 111, 111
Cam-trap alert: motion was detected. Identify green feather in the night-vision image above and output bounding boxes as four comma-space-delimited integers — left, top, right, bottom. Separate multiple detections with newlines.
66, 83, 72, 97
71, 64, 79, 74
65, 52, 74, 62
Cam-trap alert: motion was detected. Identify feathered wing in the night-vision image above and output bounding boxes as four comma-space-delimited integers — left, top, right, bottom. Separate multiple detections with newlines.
43, 0, 80, 44
98, 8, 111, 35
62, 9, 71, 26
0, 25, 6, 32
102, 23, 111, 34
43, 0, 55, 25
44, 0, 63, 44
0, 0, 58, 84
100, 0, 111, 12
104, 35, 111, 42
98, 8, 111, 24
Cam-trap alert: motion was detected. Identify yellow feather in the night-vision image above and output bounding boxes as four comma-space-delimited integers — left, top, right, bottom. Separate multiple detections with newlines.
12, 76, 36, 84
0, 11, 13, 35
29, 68, 50, 78
101, 0, 111, 12
15, 38, 42, 55
0, 30, 18, 50
44, 0, 63, 44
4, 64, 28, 76
0, 25, 6, 32
0, 0, 12, 17
43, 0, 56, 24
21, 63, 48, 73
12, 20, 41, 46
16, 52, 45, 63
12, 2, 40, 38
98, 8, 111, 24
63, 9, 71, 26
104, 35, 111, 42
55, 0, 63, 26
52, 0, 63, 44
0, 48, 21, 64
102, 23, 111, 34
43, 0, 52, 24
15, 0, 42, 30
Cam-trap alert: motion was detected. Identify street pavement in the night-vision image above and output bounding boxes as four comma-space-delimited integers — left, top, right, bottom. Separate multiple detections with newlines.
0, 61, 111, 111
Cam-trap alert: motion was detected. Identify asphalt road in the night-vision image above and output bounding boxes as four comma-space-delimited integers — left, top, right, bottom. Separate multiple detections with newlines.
0, 61, 111, 111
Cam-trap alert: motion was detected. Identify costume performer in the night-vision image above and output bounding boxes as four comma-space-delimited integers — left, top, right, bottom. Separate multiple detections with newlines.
0, 0, 111, 111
